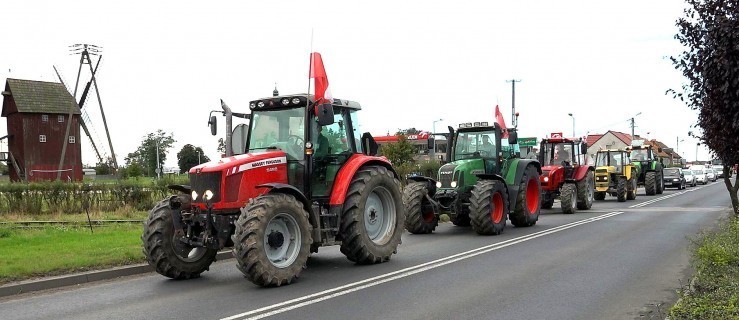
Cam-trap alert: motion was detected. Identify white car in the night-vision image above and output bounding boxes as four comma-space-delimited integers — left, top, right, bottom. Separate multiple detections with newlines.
693, 169, 707, 185
683, 170, 697, 187
706, 169, 716, 182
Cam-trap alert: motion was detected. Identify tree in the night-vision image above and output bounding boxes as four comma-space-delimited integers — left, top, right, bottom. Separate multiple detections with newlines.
217, 138, 226, 154
95, 157, 115, 175
125, 130, 176, 177
177, 144, 210, 173
0, 162, 8, 176
671, 0, 739, 215
396, 127, 422, 135
379, 135, 416, 167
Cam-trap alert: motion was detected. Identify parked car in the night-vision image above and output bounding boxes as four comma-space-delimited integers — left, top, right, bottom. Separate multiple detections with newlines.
663, 167, 686, 190
692, 168, 708, 185
706, 168, 716, 182
683, 169, 697, 187
717, 167, 725, 179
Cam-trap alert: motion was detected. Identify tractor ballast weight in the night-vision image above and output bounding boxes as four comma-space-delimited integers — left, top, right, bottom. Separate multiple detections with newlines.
537, 133, 595, 214
143, 68, 405, 286
593, 149, 638, 202
403, 120, 542, 236
627, 140, 665, 195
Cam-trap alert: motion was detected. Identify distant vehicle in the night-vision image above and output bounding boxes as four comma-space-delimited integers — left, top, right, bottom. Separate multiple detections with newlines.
662, 167, 686, 190
691, 166, 708, 185
683, 169, 697, 187
706, 168, 716, 182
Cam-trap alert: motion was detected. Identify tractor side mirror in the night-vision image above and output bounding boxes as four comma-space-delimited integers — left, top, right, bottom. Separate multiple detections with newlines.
208, 116, 217, 136
427, 137, 435, 151
507, 130, 518, 145
315, 103, 335, 126
231, 124, 248, 155
361, 132, 379, 156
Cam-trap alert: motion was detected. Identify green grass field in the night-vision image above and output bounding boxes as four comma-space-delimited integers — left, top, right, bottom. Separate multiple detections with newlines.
0, 224, 145, 284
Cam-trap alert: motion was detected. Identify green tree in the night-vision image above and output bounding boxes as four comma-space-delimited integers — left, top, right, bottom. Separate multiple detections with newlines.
379, 135, 416, 167
125, 130, 175, 177
177, 144, 210, 173
95, 157, 115, 175
396, 127, 422, 135
127, 163, 143, 178
0, 162, 8, 175
671, 0, 739, 215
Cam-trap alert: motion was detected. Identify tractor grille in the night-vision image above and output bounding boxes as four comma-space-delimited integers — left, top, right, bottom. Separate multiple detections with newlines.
190, 172, 222, 203
438, 163, 457, 188
596, 168, 608, 174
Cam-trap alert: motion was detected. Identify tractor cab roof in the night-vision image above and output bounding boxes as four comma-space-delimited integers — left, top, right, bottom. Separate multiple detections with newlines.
541, 132, 582, 144
248, 94, 361, 111
456, 122, 502, 133
597, 148, 629, 153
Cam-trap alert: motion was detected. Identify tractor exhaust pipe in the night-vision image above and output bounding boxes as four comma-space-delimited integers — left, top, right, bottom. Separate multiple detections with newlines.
220, 99, 233, 157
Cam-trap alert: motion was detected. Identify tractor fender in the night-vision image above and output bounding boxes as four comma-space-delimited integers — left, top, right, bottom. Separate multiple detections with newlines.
329, 154, 398, 206
407, 176, 438, 196
571, 165, 595, 182
512, 159, 542, 184
256, 183, 311, 214
167, 184, 191, 194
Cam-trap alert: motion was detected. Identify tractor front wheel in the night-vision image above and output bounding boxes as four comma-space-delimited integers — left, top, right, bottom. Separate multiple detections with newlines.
232, 193, 313, 287
560, 183, 577, 214
340, 166, 404, 264
142, 199, 217, 280
403, 181, 439, 234
470, 180, 508, 235
576, 171, 594, 210
617, 177, 627, 202
656, 171, 665, 194
627, 175, 637, 200
510, 165, 541, 227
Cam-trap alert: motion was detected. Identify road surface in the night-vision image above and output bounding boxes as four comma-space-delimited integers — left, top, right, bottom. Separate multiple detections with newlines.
1, 181, 730, 320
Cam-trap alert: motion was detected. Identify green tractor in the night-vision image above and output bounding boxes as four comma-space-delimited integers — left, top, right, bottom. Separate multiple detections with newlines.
627, 140, 665, 195
403, 121, 542, 235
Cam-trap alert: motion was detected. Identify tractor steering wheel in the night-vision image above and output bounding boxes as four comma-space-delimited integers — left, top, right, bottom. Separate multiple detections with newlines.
287, 135, 304, 156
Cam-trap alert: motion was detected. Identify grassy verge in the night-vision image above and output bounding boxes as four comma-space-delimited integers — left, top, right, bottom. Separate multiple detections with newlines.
0, 224, 145, 284
669, 214, 739, 319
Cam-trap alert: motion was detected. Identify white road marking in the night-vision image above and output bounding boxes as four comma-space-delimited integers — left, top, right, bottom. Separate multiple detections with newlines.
221, 211, 625, 320
629, 183, 712, 208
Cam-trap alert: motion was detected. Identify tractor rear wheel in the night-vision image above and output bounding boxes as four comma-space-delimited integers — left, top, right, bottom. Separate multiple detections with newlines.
576, 171, 594, 210
656, 171, 664, 194
617, 177, 627, 202
470, 180, 508, 235
627, 175, 637, 200
560, 183, 577, 214
645, 171, 657, 195
510, 165, 541, 227
403, 181, 439, 234
340, 166, 404, 264
232, 193, 312, 287
594, 191, 606, 200
142, 199, 217, 280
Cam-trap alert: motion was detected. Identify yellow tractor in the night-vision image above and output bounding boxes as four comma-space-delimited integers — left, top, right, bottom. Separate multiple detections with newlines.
593, 149, 638, 202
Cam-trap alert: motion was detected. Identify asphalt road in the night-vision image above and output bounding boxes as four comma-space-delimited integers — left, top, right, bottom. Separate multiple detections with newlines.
1, 181, 731, 320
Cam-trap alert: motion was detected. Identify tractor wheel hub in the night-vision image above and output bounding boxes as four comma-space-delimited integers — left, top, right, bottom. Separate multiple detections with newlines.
267, 230, 285, 248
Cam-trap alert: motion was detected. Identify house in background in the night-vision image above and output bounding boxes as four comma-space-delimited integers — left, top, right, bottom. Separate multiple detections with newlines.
1, 78, 83, 182
586, 130, 634, 156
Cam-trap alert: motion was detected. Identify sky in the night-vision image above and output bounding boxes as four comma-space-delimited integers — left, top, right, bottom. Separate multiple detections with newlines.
0, 0, 712, 169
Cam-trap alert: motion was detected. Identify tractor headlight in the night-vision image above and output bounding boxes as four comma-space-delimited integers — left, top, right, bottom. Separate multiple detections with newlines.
451, 181, 457, 188
292, 97, 301, 104
249, 103, 256, 110
257, 101, 265, 108
436, 181, 442, 188
543, 176, 549, 183
281, 98, 290, 106
203, 190, 214, 201
191, 190, 198, 201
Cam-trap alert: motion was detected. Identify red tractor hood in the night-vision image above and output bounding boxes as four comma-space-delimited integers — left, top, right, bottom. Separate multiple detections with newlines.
189, 151, 287, 175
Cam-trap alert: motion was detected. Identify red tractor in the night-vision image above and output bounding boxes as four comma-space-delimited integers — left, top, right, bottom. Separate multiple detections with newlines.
538, 133, 595, 214
142, 54, 404, 286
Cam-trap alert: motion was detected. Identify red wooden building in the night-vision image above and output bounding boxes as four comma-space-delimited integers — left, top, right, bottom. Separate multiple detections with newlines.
1, 78, 83, 182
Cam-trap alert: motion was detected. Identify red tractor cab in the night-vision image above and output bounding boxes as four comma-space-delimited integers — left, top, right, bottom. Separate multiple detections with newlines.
537, 133, 595, 214
143, 94, 405, 287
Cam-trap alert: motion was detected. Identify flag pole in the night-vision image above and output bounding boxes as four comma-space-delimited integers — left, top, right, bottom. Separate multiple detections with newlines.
307, 28, 314, 98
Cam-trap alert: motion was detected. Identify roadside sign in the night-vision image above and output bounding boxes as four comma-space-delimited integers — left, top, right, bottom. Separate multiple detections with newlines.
518, 137, 537, 147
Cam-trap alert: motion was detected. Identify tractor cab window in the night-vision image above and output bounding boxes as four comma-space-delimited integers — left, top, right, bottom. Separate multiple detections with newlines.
596, 151, 627, 168
454, 131, 496, 161
349, 110, 362, 154
630, 149, 650, 161
542, 143, 576, 166
247, 108, 305, 160
312, 107, 354, 197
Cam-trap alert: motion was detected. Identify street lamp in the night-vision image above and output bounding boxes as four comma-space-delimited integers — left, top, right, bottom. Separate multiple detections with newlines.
197, 150, 201, 164
567, 113, 575, 137
432, 118, 443, 155
696, 142, 700, 163
676, 137, 684, 153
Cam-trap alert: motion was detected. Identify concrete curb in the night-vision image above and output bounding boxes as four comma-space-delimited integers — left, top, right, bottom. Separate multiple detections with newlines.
0, 251, 233, 298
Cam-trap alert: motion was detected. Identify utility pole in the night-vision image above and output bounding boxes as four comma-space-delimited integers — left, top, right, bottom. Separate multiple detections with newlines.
629, 112, 642, 138
506, 79, 521, 128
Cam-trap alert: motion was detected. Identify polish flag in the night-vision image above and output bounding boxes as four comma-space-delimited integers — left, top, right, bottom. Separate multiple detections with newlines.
309, 52, 332, 104
495, 105, 509, 138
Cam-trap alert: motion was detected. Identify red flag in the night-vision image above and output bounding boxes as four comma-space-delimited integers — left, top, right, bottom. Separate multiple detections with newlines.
309, 52, 332, 104
495, 105, 509, 138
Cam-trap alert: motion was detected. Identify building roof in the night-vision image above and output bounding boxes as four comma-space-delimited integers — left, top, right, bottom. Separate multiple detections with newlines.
610, 131, 633, 145
586, 134, 603, 147
2, 78, 80, 115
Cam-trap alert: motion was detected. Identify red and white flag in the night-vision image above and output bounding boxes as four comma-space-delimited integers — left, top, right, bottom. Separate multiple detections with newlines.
309, 52, 332, 104
495, 105, 509, 138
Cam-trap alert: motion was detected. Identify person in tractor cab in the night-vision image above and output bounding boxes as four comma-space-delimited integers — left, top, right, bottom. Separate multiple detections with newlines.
556, 144, 572, 166
315, 125, 330, 157
481, 135, 495, 156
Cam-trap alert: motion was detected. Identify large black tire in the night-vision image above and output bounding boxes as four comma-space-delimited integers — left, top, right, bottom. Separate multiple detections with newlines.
232, 193, 313, 287
541, 197, 554, 209
142, 199, 218, 280
594, 191, 606, 200
576, 171, 594, 210
403, 181, 439, 234
470, 180, 508, 235
451, 214, 471, 227
510, 165, 541, 228
627, 175, 638, 200
340, 166, 405, 264
617, 177, 627, 202
656, 171, 664, 194
560, 183, 577, 214
645, 171, 657, 195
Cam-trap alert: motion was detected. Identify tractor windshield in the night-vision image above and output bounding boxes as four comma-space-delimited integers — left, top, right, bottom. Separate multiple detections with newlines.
247, 107, 305, 160
630, 149, 650, 161
541, 142, 575, 166
596, 151, 625, 167
454, 130, 496, 161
